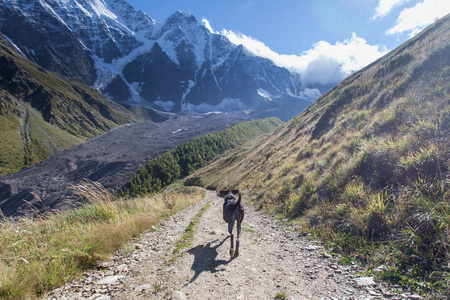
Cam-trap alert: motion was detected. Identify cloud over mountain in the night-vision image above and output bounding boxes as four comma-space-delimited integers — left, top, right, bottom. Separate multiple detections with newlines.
221, 29, 388, 86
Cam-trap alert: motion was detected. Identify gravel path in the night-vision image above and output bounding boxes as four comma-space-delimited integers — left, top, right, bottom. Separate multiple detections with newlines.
44, 190, 408, 300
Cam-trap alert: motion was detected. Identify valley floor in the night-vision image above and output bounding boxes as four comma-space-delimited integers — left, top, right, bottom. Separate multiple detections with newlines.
44, 190, 411, 300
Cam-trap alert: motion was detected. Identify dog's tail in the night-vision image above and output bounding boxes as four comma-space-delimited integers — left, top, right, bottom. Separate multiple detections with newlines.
237, 191, 242, 206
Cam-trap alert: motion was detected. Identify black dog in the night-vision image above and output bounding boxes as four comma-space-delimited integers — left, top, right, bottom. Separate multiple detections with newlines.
223, 190, 244, 257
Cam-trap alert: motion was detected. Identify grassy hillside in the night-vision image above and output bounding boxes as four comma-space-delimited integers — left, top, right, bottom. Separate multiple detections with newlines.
0, 34, 140, 176
121, 117, 283, 197
186, 15, 450, 296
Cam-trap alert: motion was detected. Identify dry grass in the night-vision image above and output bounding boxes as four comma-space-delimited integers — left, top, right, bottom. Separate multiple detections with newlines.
185, 17, 450, 296
0, 180, 204, 299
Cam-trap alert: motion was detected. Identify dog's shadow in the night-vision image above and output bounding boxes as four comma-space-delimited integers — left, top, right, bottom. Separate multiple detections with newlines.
186, 236, 233, 284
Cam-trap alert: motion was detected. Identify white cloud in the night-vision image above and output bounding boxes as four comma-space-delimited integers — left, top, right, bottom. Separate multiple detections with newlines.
202, 18, 215, 33
221, 30, 388, 86
373, 0, 411, 19
387, 0, 450, 37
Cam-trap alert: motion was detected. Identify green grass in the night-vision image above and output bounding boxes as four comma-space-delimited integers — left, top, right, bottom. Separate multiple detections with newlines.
0, 102, 84, 176
274, 291, 289, 299
0, 114, 24, 175
171, 202, 211, 256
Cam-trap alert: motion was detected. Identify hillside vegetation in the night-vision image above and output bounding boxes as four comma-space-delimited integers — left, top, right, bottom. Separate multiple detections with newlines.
187, 15, 450, 296
121, 117, 283, 197
0, 34, 140, 176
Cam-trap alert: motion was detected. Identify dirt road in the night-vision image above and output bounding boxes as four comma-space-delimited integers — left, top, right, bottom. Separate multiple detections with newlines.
44, 190, 403, 300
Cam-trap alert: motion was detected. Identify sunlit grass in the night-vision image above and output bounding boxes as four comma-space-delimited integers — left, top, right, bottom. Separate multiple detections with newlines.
0, 180, 205, 299
186, 59, 450, 296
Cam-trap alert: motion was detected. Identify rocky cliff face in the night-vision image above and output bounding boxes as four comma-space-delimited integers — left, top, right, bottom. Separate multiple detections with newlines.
0, 0, 318, 120
0, 0, 97, 85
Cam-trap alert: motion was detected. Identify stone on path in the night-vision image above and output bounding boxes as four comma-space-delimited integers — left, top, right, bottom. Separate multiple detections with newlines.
171, 290, 187, 300
95, 275, 124, 285
135, 284, 152, 292
88, 295, 111, 300
354, 276, 376, 287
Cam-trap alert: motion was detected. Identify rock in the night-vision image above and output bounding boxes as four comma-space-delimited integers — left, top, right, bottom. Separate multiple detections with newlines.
135, 244, 144, 249
344, 290, 353, 295
303, 245, 318, 251
97, 261, 113, 269
354, 276, 376, 287
95, 275, 124, 285
88, 294, 111, 300
116, 264, 129, 273
171, 291, 186, 300
83, 285, 92, 292
210, 230, 224, 235
374, 264, 387, 272
135, 284, 152, 292
382, 290, 395, 297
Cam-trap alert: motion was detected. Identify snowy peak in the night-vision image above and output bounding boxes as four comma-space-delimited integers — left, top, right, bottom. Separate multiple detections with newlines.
165, 10, 198, 25
59, 0, 119, 20
0, 0, 319, 120
156, 10, 208, 67
33, 0, 156, 62
102, 0, 155, 35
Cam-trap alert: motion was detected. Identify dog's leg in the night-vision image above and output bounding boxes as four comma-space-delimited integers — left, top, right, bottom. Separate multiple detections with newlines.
228, 218, 234, 257
234, 218, 242, 257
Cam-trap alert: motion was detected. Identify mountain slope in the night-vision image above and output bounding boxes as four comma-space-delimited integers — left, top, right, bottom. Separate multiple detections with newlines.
0, 32, 139, 176
0, 1, 316, 120
186, 14, 450, 295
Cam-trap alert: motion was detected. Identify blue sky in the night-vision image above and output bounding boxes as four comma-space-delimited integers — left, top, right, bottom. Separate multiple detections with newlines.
126, 0, 450, 85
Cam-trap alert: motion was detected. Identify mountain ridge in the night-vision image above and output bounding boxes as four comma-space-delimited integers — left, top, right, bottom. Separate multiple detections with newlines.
0, 0, 318, 120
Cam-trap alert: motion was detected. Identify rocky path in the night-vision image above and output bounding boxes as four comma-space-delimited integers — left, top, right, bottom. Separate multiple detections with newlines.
44, 190, 409, 300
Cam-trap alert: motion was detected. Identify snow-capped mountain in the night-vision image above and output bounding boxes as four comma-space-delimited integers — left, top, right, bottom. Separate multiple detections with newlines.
0, 0, 318, 120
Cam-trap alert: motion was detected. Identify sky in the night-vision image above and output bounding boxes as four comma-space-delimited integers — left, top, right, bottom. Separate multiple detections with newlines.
126, 0, 450, 85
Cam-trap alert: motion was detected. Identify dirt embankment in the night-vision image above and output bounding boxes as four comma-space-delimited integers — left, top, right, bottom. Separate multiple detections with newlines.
0, 113, 249, 217
44, 190, 406, 300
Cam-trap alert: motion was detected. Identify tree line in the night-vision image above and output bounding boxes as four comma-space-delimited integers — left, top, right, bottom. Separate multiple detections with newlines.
120, 117, 282, 196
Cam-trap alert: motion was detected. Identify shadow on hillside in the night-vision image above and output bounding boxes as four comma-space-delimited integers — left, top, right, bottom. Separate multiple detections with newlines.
186, 237, 232, 284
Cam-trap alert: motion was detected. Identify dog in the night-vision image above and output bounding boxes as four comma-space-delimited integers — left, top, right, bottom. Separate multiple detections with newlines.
222, 190, 244, 257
